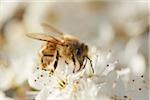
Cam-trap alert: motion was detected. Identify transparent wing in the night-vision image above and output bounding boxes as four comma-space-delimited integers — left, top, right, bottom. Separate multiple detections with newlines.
41, 23, 64, 39
26, 33, 63, 45
41, 23, 79, 41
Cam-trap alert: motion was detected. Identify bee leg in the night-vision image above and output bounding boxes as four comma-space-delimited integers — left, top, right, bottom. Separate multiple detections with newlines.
53, 50, 59, 70
72, 54, 76, 73
76, 57, 87, 72
86, 56, 94, 74
81, 57, 87, 70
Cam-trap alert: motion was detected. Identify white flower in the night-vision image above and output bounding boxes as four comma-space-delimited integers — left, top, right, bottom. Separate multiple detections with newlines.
27, 48, 127, 99
28, 46, 149, 100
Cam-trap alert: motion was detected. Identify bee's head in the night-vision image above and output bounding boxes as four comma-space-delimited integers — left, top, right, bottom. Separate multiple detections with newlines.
75, 43, 88, 57
64, 40, 88, 58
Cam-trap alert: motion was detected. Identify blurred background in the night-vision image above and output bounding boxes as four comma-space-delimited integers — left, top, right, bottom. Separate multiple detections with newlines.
0, 1, 149, 100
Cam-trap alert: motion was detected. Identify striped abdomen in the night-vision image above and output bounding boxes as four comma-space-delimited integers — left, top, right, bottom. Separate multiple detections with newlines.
39, 42, 57, 69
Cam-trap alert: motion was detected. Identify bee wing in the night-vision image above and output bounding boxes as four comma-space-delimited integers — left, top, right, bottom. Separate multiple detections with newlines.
41, 23, 79, 41
26, 33, 64, 45
41, 23, 64, 38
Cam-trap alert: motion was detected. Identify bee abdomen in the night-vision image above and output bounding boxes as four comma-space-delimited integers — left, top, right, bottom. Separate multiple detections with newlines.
41, 56, 54, 68
39, 42, 57, 69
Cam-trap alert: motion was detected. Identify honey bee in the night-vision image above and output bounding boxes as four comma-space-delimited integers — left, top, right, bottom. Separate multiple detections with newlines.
27, 23, 94, 73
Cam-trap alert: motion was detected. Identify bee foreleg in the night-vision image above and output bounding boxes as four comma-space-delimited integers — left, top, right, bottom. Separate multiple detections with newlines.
76, 57, 87, 72
54, 51, 59, 70
86, 56, 94, 74
72, 54, 76, 73
81, 57, 87, 70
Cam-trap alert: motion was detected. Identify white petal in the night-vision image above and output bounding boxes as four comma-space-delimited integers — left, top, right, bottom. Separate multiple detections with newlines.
35, 88, 50, 100
28, 69, 57, 90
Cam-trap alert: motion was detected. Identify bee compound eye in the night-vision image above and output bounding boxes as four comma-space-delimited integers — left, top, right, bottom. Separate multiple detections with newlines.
76, 48, 82, 55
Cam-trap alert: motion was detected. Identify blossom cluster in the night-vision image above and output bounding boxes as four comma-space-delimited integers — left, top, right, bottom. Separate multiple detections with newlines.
28, 47, 148, 100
